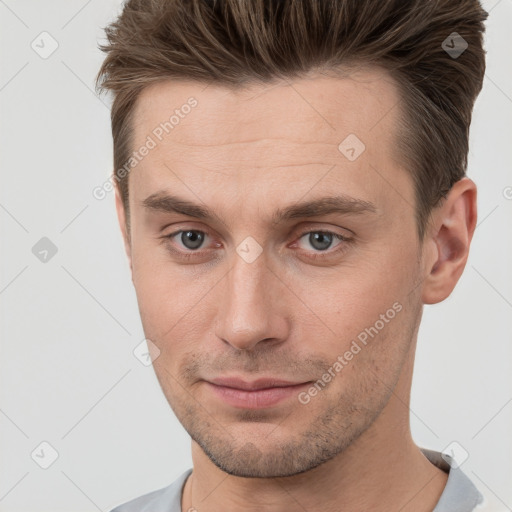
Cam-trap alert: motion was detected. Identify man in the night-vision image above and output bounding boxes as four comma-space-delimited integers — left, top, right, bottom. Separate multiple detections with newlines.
96, 0, 489, 510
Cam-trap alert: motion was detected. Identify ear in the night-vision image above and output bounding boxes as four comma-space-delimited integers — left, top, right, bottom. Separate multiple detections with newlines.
421, 177, 477, 304
115, 185, 133, 279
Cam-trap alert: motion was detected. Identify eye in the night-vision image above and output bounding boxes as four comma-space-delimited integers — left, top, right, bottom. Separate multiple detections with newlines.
295, 229, 349, 255
168, 230, 210, 251
162, 227, 352, 262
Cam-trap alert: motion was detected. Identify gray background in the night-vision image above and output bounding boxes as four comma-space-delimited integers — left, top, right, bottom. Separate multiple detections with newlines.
1, 0, 511, 510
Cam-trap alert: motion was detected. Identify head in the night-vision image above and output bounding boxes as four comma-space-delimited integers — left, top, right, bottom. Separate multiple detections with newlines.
96, 0, 486, 478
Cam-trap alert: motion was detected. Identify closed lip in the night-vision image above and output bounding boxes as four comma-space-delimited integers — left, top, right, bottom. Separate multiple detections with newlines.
208, 377, 310, 391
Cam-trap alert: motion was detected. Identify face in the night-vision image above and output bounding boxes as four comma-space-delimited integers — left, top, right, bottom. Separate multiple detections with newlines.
120, 68, 428, 478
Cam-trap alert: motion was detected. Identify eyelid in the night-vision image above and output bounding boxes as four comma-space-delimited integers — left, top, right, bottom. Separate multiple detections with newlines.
293, 225, 351, 240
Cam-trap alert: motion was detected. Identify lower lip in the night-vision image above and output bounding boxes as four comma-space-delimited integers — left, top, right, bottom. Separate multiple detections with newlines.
205, 382, 311, 409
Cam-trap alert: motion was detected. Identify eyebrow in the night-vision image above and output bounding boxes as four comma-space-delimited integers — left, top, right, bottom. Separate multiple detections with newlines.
141, 192, 378, 224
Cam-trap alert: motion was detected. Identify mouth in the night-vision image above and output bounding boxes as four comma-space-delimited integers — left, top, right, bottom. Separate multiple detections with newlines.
205, 376, 312, 409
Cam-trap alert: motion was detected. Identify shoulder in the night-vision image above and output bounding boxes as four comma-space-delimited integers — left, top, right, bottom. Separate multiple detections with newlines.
110, 486, 169, 512
420, 448, 483, 512
109, 469, 192, 512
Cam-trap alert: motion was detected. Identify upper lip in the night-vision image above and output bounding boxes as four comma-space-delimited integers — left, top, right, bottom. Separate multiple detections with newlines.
208, 377, 310, 391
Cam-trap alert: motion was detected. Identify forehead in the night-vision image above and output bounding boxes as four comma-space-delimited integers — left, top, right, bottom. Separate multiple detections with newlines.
132, 66, 401, 146
128, 67, 411, 227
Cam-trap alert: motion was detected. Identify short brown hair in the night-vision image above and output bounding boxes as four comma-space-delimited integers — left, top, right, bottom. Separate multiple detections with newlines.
95, 0, 488, 240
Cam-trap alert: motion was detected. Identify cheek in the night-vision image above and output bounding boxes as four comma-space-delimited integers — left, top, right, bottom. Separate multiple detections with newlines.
131, 244, 218, 355
293, 243, 418, 359
131, 245, 180, 333
306, 261, 412, 326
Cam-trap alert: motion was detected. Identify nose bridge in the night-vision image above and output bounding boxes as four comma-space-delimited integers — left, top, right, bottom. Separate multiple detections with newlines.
215, 247, 283, 351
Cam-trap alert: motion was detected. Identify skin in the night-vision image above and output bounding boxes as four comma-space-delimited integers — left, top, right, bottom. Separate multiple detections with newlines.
115, 67, 477, 512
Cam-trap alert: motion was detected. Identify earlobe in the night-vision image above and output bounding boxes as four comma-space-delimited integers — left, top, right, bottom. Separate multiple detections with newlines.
421, 177, 477, 305
114, 186, 133, 277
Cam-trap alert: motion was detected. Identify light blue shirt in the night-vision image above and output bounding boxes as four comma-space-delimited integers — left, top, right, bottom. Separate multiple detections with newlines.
110, 448, 483, 512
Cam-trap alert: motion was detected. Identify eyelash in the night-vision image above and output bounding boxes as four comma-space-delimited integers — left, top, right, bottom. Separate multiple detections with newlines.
163, 228, 352, 262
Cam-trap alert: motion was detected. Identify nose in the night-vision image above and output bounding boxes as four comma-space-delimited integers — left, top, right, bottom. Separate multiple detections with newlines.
214, 249, 288, 352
